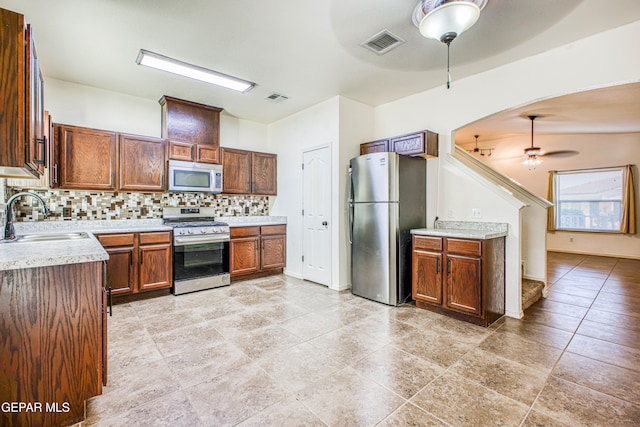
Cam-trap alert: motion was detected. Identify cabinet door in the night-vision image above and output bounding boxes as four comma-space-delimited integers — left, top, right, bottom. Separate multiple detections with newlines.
168, 141, 194, 161
261, 234, 286, 270
118, 134, 166, 192
56, 124, 118, 190
139, 244, 172, 291
197, 145, 220, 164
25, 25, 46, 175
251, 151, 277, 195
222, 148, 251, 194
230, 237, 259, 275
412, 250, 442, 305
102, 247, 135, 295
445, 255, 481, 315
391, 131, 438, 157
360, 140, 389, 155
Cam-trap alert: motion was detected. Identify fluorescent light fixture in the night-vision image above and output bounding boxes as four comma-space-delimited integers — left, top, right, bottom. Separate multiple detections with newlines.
136, 49, 255, 93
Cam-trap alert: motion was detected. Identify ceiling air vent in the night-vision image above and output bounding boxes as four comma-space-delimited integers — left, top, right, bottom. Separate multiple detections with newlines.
361, 29, 405, 55
266, 93, 289, 103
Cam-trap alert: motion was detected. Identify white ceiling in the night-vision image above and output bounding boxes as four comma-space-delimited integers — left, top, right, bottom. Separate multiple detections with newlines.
2, 0, 640, 124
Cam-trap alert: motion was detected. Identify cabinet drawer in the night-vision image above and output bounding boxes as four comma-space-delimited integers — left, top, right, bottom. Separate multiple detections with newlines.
446, 238, 481, 257
413, 235, 443, 251
97, 233, 135, 247
139, 231, 172, 245
261, 224, 286, 235
230, 226, 260, 238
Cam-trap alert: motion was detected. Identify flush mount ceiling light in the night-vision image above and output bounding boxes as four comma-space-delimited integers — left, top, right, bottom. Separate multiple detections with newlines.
136, 49, 255, 93
413, 0, 486, 89
524, 115, 542, 169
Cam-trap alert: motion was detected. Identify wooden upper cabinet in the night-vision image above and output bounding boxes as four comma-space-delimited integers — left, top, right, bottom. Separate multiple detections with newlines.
168, 140, 194, 161
360, 139, 389, 155
0, 9, 46, 178
222, 148, 251, 194
55, 124, 118, 190
168, 141, 220, 164
391, 130, 438, 158
118, 134, 166, 192
251, 151, 277, 195
160, 95, 223, 146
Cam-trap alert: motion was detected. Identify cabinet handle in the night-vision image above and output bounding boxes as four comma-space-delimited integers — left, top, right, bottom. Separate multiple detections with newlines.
35, 136, 47, 166
108, 287, 113, 317
436, 257, 440, 274
52, 164, 58, 184
447, 258, 451, 274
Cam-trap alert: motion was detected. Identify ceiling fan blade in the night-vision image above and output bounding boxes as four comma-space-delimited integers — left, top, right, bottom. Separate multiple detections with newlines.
540, 150, 579, 157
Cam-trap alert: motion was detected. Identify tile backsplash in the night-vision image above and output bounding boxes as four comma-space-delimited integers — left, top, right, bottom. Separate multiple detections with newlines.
4, 187, 269, 221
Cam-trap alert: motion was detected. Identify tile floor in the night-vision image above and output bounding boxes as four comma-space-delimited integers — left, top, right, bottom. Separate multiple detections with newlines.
86, 252, 640, 426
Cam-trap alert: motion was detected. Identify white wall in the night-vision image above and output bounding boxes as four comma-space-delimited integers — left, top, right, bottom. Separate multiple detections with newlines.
44, 78, 268, 151
268, 97, 340, 284
460, 133, 640, 259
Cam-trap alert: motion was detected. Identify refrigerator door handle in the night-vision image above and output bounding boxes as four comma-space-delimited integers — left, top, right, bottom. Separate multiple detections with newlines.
348, 168, 353, 244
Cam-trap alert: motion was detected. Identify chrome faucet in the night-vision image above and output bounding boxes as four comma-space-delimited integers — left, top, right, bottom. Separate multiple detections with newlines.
3, 192, 51, 241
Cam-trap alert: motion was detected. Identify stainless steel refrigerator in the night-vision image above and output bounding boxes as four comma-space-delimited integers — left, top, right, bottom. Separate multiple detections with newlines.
348, 152, 426, 306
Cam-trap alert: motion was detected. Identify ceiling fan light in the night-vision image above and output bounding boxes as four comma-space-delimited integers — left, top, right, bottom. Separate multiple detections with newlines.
524, 146, 541, 156
419, 1, 480, 41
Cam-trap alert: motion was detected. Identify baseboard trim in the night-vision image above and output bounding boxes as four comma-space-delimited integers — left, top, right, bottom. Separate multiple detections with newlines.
283, 269, 303, 280
547, 249, 640, 260
505, 309, 524, 319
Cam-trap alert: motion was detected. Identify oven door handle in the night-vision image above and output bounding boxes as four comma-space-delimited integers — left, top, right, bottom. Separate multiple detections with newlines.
174, 233, 230, 246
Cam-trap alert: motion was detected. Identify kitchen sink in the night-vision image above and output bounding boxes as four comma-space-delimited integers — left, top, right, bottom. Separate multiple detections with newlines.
14, 232, 90, 243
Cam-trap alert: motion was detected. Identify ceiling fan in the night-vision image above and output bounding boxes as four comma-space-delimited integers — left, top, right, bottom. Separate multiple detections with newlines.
524, 115, 579, 166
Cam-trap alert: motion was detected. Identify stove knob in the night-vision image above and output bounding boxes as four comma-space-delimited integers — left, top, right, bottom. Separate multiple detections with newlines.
201, 229, 206, 234
188, 229, 194, 234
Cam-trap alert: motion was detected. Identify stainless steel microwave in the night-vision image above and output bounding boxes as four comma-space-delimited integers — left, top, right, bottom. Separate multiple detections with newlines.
168, 160, 223, 193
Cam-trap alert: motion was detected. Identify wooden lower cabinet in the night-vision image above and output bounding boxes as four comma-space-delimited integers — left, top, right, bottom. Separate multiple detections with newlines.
0, 261, 104, 426
98, 231, 172, 297
412, 234, 504, 326
230, 224, 286, 280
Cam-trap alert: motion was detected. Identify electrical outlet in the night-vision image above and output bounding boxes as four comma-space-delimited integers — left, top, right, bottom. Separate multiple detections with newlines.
447, 208, 454, 218
472, 208, 482, 219
140, 207, 148, 216
62, 207, 71, 218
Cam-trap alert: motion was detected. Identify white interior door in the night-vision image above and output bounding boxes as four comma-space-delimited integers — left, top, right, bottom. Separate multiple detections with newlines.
302, 146, 331, 286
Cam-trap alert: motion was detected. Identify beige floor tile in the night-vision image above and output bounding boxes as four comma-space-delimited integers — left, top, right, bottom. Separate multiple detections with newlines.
278, 311, 347, 340
208, 310, 273, 338
249, 300, 310, 322
430, 315, 494, 345
479, 331, 562, 371
377, 403, 448, 427
165, 340, 252, 388
553, 352, 640, 405
411, 372, 529, 427
307, 325, 388, 362
256, 342, 344, 393
185, 362, 287, 426
584, 308, 640, 331
545, 290, 594, 307
351, 345, 443, 399
566, 334, 640, 373
530, 298, 589, 319
396, 329, 473, 368
532, 376, 640, 427
576, 319, 640, 350
87, 359, 179, 422
231, 324, 303, 359
236, 396, 326, 427
296, 366, 404, 426
496, 316, 573, 350
150, 318, 226, 358
521, 410, 573, 427
107, 333, 164, 374
523, 307, 583, 332
448, 348, 548, 405
87, 390, 202, 427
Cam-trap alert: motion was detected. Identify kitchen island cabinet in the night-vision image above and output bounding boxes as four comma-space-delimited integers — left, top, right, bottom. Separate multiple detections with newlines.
230, 224, 286, 280
0, 261, 105, 426
412, 231, 505, 326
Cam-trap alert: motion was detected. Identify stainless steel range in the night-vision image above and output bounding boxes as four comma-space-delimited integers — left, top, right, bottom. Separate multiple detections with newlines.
163, 207, 230, 295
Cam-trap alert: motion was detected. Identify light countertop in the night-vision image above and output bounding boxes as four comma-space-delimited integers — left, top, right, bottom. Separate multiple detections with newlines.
411, 220, 508, 240
219, 216, 287, 226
